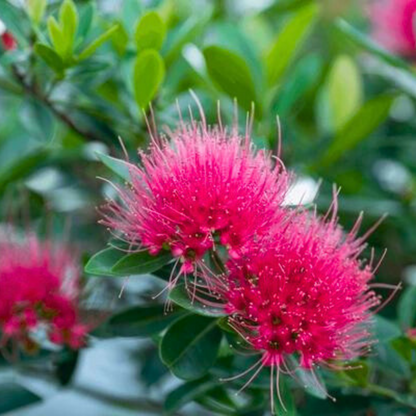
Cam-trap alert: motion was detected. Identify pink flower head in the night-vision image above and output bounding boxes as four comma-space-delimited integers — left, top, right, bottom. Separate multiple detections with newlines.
0, 232, 88, 352
1, 32, 17, 51
220, 207, 384, 407
102, 116, 289, 276
370, 0, 416, 56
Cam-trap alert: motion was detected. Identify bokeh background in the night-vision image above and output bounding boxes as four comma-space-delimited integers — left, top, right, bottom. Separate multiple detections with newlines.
1, 0, 416, 415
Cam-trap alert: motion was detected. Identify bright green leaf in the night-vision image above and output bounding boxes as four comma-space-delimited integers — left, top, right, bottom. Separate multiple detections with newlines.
319, 94, 395, 167
107, 304, 185, 337
203, 46, 258, 114
84, 247, 125, 277
160, 314, 222, 380
112, 250, 172, 276
327, 54, 363, 131
77, 2, 96, 40
169, 284, 227, 318
133, 49, 165, 110
398, 286, 416, 330
266, 3, 318, 86
59, 0, 78, 46
27, 0, 47, 26
96, 152, 132, 182
47, 16, 66, 57
0, 383, 41, 414
77, 24, 120, 61
134, 11, 166, 52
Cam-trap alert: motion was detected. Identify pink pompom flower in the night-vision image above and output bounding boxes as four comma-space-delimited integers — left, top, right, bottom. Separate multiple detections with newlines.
0, 231, 88, 352
370, 0, 416, 56
101, 112, 289, 283
199, 203, 391, 411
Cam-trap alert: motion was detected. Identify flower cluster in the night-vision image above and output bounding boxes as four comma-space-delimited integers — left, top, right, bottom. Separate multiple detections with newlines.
101, 109, 385, 410
0, 232, 88, 352
370, 0, 416, 57
102, 120, 289, 274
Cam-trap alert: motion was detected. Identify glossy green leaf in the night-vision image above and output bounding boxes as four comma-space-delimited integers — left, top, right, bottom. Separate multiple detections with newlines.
266, 3, 318, 86
320, 94, 395, 167
165, 378, 213, 413
133, 49, 165, 110
398, 286, 416, 330
27, 0, 47, 26
34, 43, 65, 73
274, 378, 297, 415
160, 314, 222, 380
84, 247, 125, 277
77, 24, 120, 61
96, 152, 132, 182
0, 383, 41, 414
169, 284, 227, 318
112, 250, 172, 276
203, 46, 258, 113
0, 0, 28, 45
134, 11, 166, 52
375, 316, 402, 343
327, 55, 363, 131
108, 304, 185, 337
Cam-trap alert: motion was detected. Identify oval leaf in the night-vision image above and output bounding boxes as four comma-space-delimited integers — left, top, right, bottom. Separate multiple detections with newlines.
398, 286, 416, 330
203, 46, 258, 114
134, 11, 166, 52
133, 49, 165, 110
112, 250, 172, 276
84, 247, 125, 277
160, 314, 222, 380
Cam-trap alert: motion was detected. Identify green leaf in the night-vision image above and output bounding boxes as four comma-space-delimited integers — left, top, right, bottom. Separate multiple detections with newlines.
134, 11, 166, 52
112, 250, 172, 276
0, 383, 41, 414
47, 16, 66, 57
160, 314, 222, 380
266, 3, 318, 86
0, 0, 29, 46
27, 0, 47, 26
327, 54, 363, 131
77, 24, 120, 61
398, 286, 416, 330
169, 284, 227, 318
375, 316, 402, 343
319, 94, 395, 167
96, 152, 132, 182
59, 0, 78, 48
108, 304, 185, 337
203, 46, 258, 114
133, 49, 165, 110
165, 378, 213, 413
84, 247, 125, 277
34, 43, 65, 74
